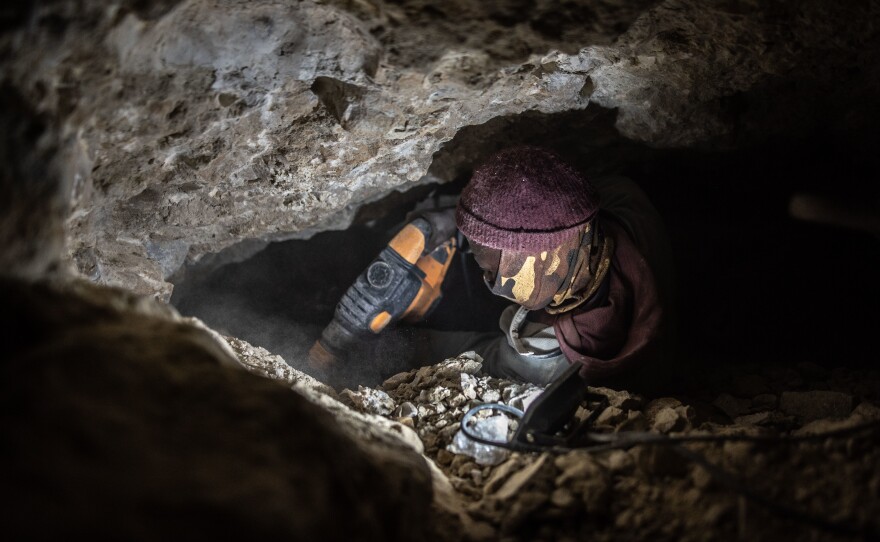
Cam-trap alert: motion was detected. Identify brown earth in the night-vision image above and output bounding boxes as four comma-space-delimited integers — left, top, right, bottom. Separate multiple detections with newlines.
340, 352, 880, 541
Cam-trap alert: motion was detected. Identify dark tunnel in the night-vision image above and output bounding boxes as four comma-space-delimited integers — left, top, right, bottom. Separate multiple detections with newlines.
171, 107, 880, 389
4, 1, 880, 539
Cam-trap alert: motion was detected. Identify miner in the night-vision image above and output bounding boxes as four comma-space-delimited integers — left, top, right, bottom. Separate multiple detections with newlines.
414, 145, 675, 388
311, 145, 674, 390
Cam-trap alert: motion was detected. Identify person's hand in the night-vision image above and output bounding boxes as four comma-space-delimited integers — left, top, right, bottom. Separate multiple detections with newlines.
407, 207, 457, 253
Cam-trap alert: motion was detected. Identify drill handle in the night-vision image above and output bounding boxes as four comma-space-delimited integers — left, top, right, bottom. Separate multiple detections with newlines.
402, 236, 457, 323
405, 207, 458, 254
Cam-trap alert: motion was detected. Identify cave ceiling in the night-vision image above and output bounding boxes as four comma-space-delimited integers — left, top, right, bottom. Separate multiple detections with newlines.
2, 0, 878, 298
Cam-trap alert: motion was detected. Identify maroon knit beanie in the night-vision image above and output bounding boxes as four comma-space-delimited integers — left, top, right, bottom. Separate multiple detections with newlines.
456, 146, 599, 252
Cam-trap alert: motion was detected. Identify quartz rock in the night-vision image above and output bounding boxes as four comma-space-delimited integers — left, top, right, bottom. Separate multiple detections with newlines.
448, 414, 511, 466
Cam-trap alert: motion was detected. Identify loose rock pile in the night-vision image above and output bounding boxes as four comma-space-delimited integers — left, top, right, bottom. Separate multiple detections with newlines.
341, 354, 545, 488
341, 353, 880, 541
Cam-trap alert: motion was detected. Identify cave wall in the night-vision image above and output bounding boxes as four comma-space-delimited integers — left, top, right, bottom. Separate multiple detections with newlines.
2, 2, 880, 539
2, 0, 878, 298
0, 276, 442, 539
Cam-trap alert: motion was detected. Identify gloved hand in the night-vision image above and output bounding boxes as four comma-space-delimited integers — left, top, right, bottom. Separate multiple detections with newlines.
512, 363, 588, 444
406, 207, 457, 253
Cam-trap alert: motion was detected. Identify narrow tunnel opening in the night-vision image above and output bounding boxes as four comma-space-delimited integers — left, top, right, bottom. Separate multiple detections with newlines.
5, 2, 880, 539
166, 110, 880, 539
171, 107, 879, 392
170, 181, 511, 386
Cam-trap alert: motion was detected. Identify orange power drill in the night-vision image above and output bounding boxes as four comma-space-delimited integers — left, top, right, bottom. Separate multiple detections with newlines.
308, 217, 456, 371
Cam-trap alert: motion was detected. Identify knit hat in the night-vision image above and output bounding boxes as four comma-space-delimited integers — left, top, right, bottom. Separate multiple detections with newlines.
456, 146, 600, 252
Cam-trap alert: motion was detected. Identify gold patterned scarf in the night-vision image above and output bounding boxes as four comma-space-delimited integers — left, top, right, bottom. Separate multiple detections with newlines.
485, 219, 614, 313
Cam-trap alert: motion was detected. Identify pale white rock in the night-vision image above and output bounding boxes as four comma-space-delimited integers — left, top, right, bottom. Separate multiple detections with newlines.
461, 373, 479, 400
448, 414, 511, 466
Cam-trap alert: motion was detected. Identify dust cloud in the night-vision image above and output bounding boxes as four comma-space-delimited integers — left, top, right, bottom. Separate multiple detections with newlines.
171, 221, 507, 388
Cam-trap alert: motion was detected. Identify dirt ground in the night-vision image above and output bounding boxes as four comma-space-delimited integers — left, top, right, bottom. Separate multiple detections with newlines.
340, 353, 880, 541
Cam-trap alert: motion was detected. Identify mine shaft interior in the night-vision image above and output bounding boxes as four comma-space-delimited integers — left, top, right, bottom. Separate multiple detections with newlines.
3, 1, 880, 541
172, 129, 880, 385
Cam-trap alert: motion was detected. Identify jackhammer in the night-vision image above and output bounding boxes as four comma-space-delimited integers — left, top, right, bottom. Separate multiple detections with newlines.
308, 216, 456, 371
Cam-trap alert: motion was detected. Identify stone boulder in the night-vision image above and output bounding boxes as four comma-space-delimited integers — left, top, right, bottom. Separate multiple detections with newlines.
0, 277, 436, 540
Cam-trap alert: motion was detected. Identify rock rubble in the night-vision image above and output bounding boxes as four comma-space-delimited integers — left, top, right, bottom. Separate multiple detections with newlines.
338, 351, 880, 541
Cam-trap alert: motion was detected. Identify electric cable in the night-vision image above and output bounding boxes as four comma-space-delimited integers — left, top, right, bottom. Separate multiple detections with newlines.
460, 403, 880, 539
460, 403, 880, 452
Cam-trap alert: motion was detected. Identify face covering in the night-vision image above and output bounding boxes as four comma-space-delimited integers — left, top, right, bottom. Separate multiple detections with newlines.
482, 219, 614, 313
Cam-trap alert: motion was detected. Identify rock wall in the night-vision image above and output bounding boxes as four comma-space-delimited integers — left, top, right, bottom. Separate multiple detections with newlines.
2, 0, 878, 298
0, 85, 67, 279
4, 3, 879, 538
0, 275, 441, 540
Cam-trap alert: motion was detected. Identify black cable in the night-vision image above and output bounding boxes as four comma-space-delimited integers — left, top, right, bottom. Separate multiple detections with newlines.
581, 419, 880, 452
461, 403, 880, 453
459, 405, 880, 539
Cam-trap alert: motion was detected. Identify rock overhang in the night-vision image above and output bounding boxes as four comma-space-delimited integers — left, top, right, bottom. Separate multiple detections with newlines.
2, 0, 878, 298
